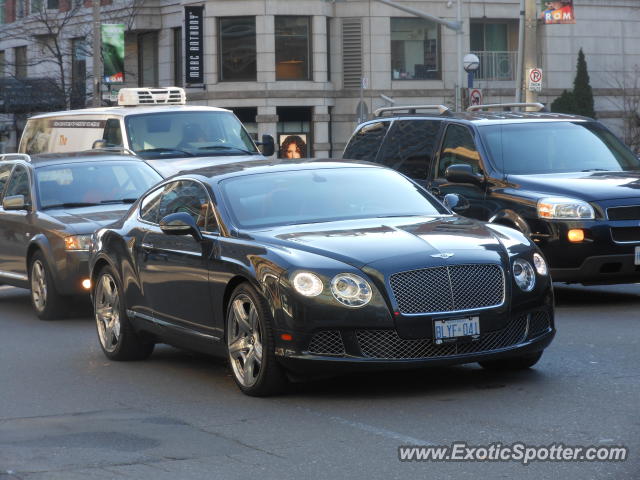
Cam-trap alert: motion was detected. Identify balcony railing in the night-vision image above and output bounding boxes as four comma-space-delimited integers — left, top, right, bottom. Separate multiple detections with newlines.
471, 51, 518, 81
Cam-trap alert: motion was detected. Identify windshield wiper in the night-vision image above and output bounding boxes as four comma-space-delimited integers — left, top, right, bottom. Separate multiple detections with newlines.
198, 145, 257, 155
136, 148, 195, 157
100, 198, 138, 205
42, 202, 100, 209
581, 168, 609, 172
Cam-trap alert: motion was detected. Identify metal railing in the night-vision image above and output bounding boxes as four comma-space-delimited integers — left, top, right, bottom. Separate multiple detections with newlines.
471, 51, 518, 81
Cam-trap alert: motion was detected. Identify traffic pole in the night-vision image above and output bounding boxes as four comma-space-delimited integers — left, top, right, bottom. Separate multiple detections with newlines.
92, 0, 101, 107
524, 0, 538, 104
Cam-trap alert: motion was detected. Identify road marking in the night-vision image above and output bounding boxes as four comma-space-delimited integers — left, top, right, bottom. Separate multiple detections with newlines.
298, 407, 433, 445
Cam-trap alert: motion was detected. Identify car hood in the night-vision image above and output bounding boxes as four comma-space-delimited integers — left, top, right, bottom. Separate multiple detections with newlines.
252, 216, 509, 271
509, 171, 640, 202
45, 205, 130, 233
146, 155, 265, 177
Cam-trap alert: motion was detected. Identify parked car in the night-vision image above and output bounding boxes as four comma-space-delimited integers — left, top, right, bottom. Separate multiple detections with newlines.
89, 159, 555, 396
18, 87, 275, 176
0, 152, 163, 319
343, 103, 640, 285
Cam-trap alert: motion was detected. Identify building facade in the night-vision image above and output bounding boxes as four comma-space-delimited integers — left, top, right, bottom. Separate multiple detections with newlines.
1, 0, 639, 154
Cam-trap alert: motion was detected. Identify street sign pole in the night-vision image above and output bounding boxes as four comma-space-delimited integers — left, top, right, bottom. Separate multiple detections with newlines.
92, 0, 101, 107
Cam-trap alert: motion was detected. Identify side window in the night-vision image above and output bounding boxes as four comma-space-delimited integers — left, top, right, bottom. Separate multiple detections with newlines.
343, 121, 390, 160
0, 164, 14, 201
140, 186, 164, 224
103, 119, 123, 147
5, 166, 31, 200
157, 181, 217, 232
377, 120, 442, 180
437, 124, 482, 178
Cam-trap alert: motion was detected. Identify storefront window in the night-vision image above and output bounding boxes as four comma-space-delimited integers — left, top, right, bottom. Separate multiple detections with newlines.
275, 16, 311, 81
138, 32, 159, 87
277, 107, 312, 158
219, 17, 257, 81
390, 17, 440, 80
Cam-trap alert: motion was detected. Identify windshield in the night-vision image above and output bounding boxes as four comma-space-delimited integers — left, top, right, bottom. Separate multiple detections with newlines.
36, 162, 162, 209
220, 167, 447, 229
478, 122, 640, 175
125, 111, 259, 159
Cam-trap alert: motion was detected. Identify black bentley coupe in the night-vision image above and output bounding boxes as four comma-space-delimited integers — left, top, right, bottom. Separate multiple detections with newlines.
89, 160, 555, 396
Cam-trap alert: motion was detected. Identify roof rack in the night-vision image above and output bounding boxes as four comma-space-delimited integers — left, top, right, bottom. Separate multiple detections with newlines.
0, 153, 31, 162
374, 105, 451, 117
467, 102, 546, 112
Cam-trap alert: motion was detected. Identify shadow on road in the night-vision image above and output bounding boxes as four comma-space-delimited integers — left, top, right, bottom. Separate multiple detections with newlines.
0, 286, 92, 320
553, 283, 640, 307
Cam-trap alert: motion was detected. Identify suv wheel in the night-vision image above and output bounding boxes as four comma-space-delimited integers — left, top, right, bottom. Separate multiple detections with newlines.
29, 251, 66, 320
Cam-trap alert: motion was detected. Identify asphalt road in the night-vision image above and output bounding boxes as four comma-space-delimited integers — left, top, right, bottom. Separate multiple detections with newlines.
0, 283, 638, 480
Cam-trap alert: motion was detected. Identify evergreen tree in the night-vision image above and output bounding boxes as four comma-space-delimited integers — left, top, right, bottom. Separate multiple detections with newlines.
550, 49, 596, 118
573, 49, 596, 118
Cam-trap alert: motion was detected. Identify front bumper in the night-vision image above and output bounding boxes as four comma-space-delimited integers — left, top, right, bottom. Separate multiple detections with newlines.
533, 219, 640, 284
53, 251, 92, 295
275, 308, 554, 374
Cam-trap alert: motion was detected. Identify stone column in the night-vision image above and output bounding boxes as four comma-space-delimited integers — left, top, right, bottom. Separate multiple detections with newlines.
313, 105, 331, 157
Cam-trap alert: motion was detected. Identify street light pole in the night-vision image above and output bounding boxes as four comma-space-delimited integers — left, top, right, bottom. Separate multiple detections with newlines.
373, 0, 464, 111
92, 0, 101, 107
515, 0, 525, 103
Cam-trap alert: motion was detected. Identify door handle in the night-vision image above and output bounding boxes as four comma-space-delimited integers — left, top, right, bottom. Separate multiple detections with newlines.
141, 242, 154, 252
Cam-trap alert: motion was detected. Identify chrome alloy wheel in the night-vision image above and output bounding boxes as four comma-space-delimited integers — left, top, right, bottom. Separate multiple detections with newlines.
95, 274, 121, 353
31, 260, 47, 312
227, 294, 263, 388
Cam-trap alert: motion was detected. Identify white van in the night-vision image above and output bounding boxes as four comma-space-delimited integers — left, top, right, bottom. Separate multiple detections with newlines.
19, 87, 275, 176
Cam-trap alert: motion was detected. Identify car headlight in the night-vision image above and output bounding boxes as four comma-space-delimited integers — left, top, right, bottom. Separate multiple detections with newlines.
537, 197, 594, 220
330, 273, 372, 307
64, 234, 93, 251
533, 253, 548, 276
292, 272, 323, 297
513, 259, 536, 292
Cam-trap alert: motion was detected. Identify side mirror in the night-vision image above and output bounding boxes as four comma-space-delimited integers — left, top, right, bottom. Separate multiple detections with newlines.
92, 139, 108, 149
3, 194, 28, 211
256, 134, 275, 157
443, 193, 470, 213
445, 164, 483, 185
159, 212, 203, 242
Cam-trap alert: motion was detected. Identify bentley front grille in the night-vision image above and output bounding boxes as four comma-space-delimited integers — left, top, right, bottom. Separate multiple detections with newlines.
389, 264, 505, 315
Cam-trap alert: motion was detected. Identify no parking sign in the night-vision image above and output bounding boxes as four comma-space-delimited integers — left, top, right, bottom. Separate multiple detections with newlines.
468, 88, 483, 107
528, 68, 543, 92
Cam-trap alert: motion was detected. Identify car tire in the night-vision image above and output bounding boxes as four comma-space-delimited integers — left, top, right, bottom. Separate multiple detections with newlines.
226, 282, 287, 397
94, 265, 154, 361
478, 351, 543, 371
29, 251, 67, 320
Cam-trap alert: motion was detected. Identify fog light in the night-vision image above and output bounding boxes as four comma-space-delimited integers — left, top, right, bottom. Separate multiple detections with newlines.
82, 279, 92, 290
281, 333, 293, 341
567, 229, 585, 242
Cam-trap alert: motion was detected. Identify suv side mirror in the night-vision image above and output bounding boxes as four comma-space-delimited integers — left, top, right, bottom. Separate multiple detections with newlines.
445, 164, 483, 185
159, 212, 203, 242
92, 139, 108, 149
256, 134, 275, 157
3, 194, 28, 211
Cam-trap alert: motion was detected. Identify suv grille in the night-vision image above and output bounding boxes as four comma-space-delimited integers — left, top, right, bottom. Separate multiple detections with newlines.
389, 264, 504, 315
528, 311, 551, 338
356, 314, 528, 360
607, 205, 640, 221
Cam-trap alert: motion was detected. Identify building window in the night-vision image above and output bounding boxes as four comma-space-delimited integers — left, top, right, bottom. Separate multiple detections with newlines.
173, 27, 183, 86
470, 21, 518, 80
277, 107, 312, 158
16, 0, 25, 18
0, 0, 5, 24
219, 17, 256, 82
71, 38, 87, 109
138, 32, 158, 87
15, 46, 27, 78
0, 51, 5, 77
326, 17, 331, 82
390, 17, 440, 80
275, 16, 311, 81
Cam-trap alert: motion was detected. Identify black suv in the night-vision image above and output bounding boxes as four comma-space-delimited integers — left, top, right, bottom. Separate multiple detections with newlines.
0, 152, 162, 319
343, 103, 640, 285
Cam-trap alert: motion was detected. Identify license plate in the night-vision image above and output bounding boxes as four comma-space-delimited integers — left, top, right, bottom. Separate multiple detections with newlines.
434, 316, 480, 343
635, 247, 640, 266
